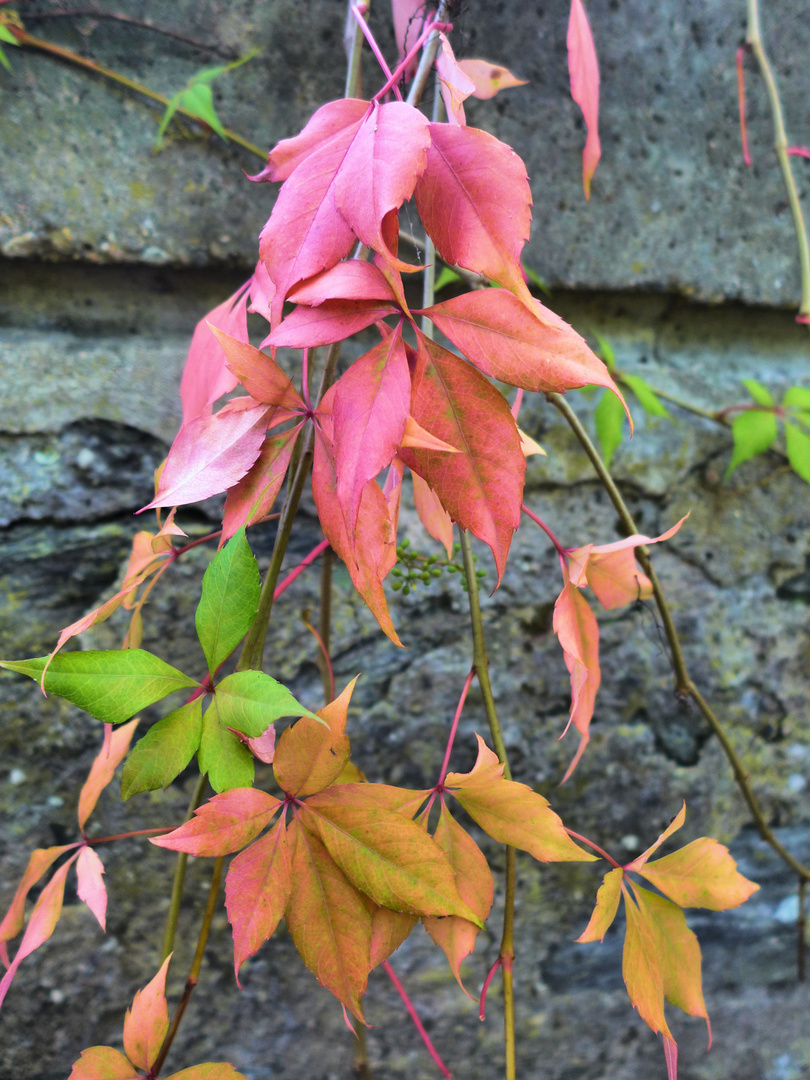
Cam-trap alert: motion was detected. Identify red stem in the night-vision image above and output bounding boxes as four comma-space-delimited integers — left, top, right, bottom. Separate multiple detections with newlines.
563, 828, 622, 869
273, 538, 331, 601
436, 668, 475, 786
521, 504, 567, 556
301, 615, 336, 701
86, 827, 174, 846
383, 960, 452, 1078
374, 17, 453, 102
478, 955, 502, 1021
736, 45, 752, 167
351, 4, 402, 100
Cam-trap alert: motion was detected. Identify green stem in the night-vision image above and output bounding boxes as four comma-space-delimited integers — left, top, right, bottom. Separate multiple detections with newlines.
343, 0, 365, 99
547, 391, 810, 884
458, 531, 516, 1080
153, 855, 224, 1077
746, 0, 810, 322
405, 1, 450, 108
161, 772, 209, 963
618, 377, 723, 424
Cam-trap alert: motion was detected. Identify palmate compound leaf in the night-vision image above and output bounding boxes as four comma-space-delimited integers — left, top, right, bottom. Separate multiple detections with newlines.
397, 331, 524, 585
78, 718, 139, 828
272, 678, 357, 797
445, 735, 594, 863
121, 699, 203, 800
422, 801, 494, 996
195, 529, 260, 676
0, 651, 198, 725
152, 789, 281, 857
300, 786, 481, 922
285, 817, 371, 1021
225, 816, 294, 982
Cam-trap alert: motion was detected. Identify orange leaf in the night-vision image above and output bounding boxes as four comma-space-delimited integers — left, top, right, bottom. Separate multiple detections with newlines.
624, 803, 686, 873
422, 802, 494, 996
576, 866, 623, 943
150, 790, 281, 857
552, 580, 600, 781
273, 678, 356, 797
369, 905, 418, 969
123, 954, 171, 1072
164, 1065, 250, 1080
411, 470, 454, 558
621, 882, 671, 1040
225, 817, 296, 981
285, 819, 370, 1021
445, 735, 594, 863
220, 426, 300, 545
78, 719, 139, 830
0, 844, 77, 947
456, 59, 528, 100
567, 0, 601, 199
209, 327, 304, 412
68, 1046, 141, 1080
400, 417, 460, 455
638, 837, 760, 910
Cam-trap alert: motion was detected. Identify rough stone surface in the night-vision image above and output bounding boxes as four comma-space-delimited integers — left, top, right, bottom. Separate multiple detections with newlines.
1, 1, 810, 306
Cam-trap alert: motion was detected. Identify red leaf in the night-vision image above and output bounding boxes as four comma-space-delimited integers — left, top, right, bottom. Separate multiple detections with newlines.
285, 819, 371, 1021
68, 1046, 141, 1080
225, 817, 295, 981
123, 954, 171, 1072
221, 426, 300, 543
249, 98, 369, 184
142, 399, 272, 510
0, 845, 77, 950
398, 332, 524, 584
456, 59, 528, 100
401, 416, 459, 455
208, 327, 304, 411
567, 0, 601, 199
334, 100, 430, 270
332, 325, 410, 530
248, 260, 276, 324
258, 109, 368, 324
392, 0, 427, 76
78, 719, 139, 830
288, 260, 398, 305
150, 789, 281, 857
552, 579, 600, 782
369, 905, 417, 969
267, 299, 399, 349
76, 847, 107, 932
180, 284, 249, 424
410, 471, 453, 558
0, 852, 79, 1011
414, 122, 534, 306
419, 288, 626, 402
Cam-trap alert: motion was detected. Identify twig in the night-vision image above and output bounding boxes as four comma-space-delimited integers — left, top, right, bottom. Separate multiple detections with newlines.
383, 960, 452, 1078
547, 391, 810, 884
19, 9, 238, 57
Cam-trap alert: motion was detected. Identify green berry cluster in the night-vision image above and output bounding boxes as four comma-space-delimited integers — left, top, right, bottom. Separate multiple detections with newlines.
391, 539, 487, 595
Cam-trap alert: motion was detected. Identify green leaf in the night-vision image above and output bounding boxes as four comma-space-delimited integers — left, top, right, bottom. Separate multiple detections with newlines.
521, 263, 551, 296
784, 421, 810, 484
0, 24, 19, 45
592, 331, 616, 371
621, 373, 670, 418
741, 378, 774, 406
179, 83, 227, 140
154, 91, 183, 150
0, 45, 10, 73
434, 266, 462, 292
725, 409, 778, 477
198, 699, 254, 793
214, 670, 320, 738
594, 389, 626, 467
121, 699, 203, 800
0, 651, 198, 724
195, 529, 260, 675
783, 386, 810, 411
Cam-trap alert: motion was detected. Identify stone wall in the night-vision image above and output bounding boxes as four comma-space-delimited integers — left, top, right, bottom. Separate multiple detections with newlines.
1, 3, 809, 1079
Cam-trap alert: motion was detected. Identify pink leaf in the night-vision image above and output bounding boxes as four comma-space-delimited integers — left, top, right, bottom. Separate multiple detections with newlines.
0, 845, 78, 948
76, 847, 107, 932
123, 954, 171, 1073
435, 33, 476, 126
208, 327, 304, 411
411, 471, 454, 558
180, 284, 249, 425
288, 260, 397, 305
248, 98, 369, 184
552, 579, 600, 782
151, 789, 282, 858
78, 719, 140, 830
333, 100, 431, 271
401, 416, 459, 455
248, 260, 276, 324
267, 299, 399, 349
456, 59, 528, 100
142, 400, 272, 510
567, 0, 601, 199
414, 122, 534, 307
398, 331, 524, 584
420, 288, 628, 404
0, 853, 79, 1011
221, 426, 300, 544
332, 324, 411, 530
68, 1046, 141, 1080
392, 0, 429, 78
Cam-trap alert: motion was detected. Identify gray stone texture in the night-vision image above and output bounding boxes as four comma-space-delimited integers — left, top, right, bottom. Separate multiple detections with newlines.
1, 3, 810, 1080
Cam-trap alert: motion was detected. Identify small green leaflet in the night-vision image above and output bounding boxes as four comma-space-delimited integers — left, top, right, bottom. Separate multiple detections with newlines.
198, 698, 255, 793
0, 651, 199, 725
214, 671, 321, 738
0, 22, 19, 72
784, 422, 810, 484
196, 529, 260, 676
593, 331, 616, 371
521, 263, 551, 296
154, 50, 258, 150
621, 374, 669, 418
741, 378, 774, 407
594, 389, 625, 467
725, 409, 778, 478
434, 266, 462, 292
121, 699, 204, 800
